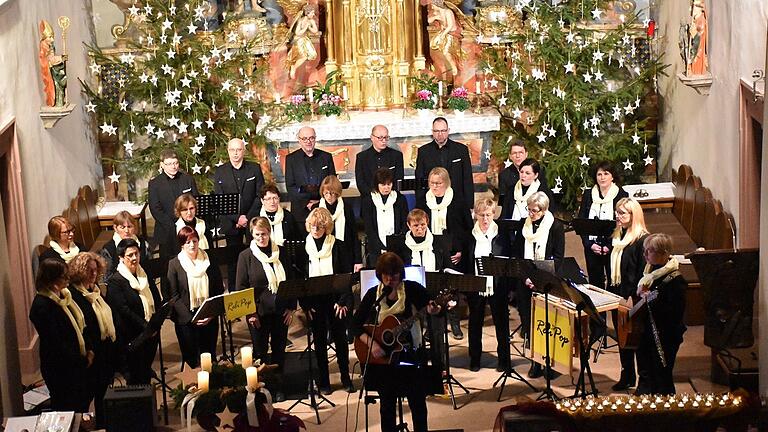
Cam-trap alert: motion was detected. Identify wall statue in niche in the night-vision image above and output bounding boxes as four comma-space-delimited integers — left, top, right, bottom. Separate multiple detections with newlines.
680, 0, 708, 76
39, 19, 68, 107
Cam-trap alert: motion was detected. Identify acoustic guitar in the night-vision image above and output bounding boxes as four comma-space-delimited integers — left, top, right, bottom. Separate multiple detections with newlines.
617, 290, 658, 350
354, 289, 454, 366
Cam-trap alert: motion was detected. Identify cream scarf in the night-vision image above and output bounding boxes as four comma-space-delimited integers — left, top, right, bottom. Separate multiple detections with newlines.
178, 249, 210, 310
522, 211, 554, 261
176, 218, 209, 250
371, 191, 398, 246
376, 281, 421, 347
260, 206, 286, 246
638, 257, 680, 292
610, 230, 634, 287
73, 283, 117, 342
39, 288, 86, 356
250, 240, 287, 294
512, 180, 540, 220
426, 187, 454, 235
305, 234, 335, 277
404, 231, 437, 271
49, 240, 80, 263
589, 184, 620, 220
113, 232, 139, 248
320, 197, 347, 241
117, 262, 155, 321
472, 221, 498, 296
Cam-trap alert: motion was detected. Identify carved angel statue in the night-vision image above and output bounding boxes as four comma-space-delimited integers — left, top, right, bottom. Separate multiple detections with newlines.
285, 4, 320, 79
235, 0, 268, 15
427, 0, 477, 79
38, 20, 67, 107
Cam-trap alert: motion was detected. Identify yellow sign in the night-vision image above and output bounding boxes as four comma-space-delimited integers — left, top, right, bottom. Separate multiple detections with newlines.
224, 288, 256, 321
530, 300, 573, 374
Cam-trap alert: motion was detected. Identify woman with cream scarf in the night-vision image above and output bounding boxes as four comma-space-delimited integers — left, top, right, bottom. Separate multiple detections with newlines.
608, 197, 649, 391
30, 259, 92, 411
501, 158, 554, 222
312, 174, 363, 273
302, 207, 355, 394
68, 252, 117, 428
361, 168, 408, 267
635, 233, 687, 396
39, 216, 84, 265
577, 161, 629, 289
174, 193, 211, 252
513, 192, 564, 378
106, 238, 162, 385
167, 226, 223, 368
100, 211, 154, 281
466, 198, 513, 372
235, 217, 295, 402
259, 182, 302, 246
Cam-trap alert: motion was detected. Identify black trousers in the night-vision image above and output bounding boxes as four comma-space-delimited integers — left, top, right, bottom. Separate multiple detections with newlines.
636, 331, 681, 395
365, 363, 431, 432
126, 336, 159, 385
174, 319, 219, 368
248, 312, 289, 370
514, 280, 532, 340
379, 385, 428, 432
584, 248, 610, 289
467, 287, 510, 368
88, 341, 117, 428
310, 306, 350, 387
44, 366, 90, 412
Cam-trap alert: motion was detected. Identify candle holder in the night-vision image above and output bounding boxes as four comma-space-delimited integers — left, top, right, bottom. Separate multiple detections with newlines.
436, 95, 445, 116
473, 93, 484, 114
310, 103, 317, 121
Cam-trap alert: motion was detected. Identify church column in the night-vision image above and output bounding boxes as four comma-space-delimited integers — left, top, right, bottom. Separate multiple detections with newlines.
413, 0, 425, 69
324, 0, 337, 72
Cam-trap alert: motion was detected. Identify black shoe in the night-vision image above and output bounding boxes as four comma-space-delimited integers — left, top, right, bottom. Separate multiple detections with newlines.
318, 384, 332, 395
527, 363, 543, 378
611, 378, 636, 391
274, 391, 286, 402
342, 380, 355, 393
451, 324, 464, 340
497, 363, 511, 373
469, 363, 481, 372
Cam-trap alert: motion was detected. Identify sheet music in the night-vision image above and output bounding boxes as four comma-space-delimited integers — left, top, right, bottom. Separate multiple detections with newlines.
560, 284, 620, 309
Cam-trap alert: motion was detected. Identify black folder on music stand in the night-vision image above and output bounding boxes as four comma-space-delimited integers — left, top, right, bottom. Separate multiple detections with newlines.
425, 271, 486, 295
571, 218, 616, 238
396, 178, 424, 192
191, 293, 226, 322
196, 193, 240, 218
475, 255, 535, 279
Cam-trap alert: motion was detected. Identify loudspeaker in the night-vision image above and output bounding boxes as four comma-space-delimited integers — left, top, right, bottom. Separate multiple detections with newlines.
103, 385, 157, 432
270, 351, 318, 400
500, 410, 563, 432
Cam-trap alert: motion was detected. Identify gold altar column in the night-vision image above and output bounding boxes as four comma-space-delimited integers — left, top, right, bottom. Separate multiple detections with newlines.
325, 0, 337, 72
413, 0, 425, 69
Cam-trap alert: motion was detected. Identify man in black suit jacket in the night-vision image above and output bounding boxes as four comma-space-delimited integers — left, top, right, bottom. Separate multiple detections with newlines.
355, 124, 404, 196
147, 148, 198, 262
415, 117, 474, 209
213, 138, 265, 285
284, 126, 336, 222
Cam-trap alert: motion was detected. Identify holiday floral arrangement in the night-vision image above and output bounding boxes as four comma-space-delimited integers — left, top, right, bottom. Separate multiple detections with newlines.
410, 73, 439, 110
283, 95, 311, 123
312, 70, 345, 117
446, 86, 470, 112
171, 354, 305, 432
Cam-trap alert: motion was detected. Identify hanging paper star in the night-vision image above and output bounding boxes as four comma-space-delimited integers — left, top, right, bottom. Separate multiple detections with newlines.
490, 34, 501, 45
631, 132, 641, 144
177, 122, 188, 135
191, 143, 203, 155
579, 154, 590, 166
612, 104, 622, 121
169, 5, 176, 15
498, 94, 508, 106
594, 70, 604, 81
194, 4, 206, 19
624, 103, 635, 115
555, 176, 563, 186
564, 61, 575, 74
536, 132, 547, 143
274, 154, 281, 163
206, 118, 215, 129
165, 49, 176, 59
484, 150, 491, 160
591, 8, 602, 20
488, 78, 499, 88
128, 4, 140, 16
161, 64, 173, 75
552, 185, 562, 194
88, 62, 102, 75
195, 134, 206, 145
622, 158, 634, 171
161, 18, 173, 31
192, 119, 203, 130
229, 108, 236, 119
149, 75, 158, 86
592, 49, 605, 63
119, 52, 136, 65
583, 71, 593, 83
191, 164, 202, 174
99, 122, 117, 136
187, 22, 198, 34
119, 100, 128, 111
644, 155, 654, 166
221, 80, 233, 92
566, 32, 576, 44
85, 102, 96, 113
143, 4, 153, 15
108, 170, 121, 184
511, 107, 523, 119
153, 128, 165, 139
167, 115, 180, 127
182, 97, 194, 111
180, 76, 192, 88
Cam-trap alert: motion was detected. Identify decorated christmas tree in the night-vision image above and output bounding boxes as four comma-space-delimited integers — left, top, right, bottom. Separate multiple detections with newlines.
82, 0, 281, 192
481, 0, 665, 211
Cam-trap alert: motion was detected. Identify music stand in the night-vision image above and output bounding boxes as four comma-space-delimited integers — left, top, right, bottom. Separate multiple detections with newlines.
526, 262, 561, 401
191, 293, 229, 363
129, 301, 172, 424
396, 178, 423, 192
475, 256, 539, 401
560, 281, 604, 398
299, 184, 321, 201
277, 273, 353, 424
425, 271, 485, 409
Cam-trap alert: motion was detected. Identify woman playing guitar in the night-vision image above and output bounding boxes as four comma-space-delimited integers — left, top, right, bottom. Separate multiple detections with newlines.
350, 252, 442, 432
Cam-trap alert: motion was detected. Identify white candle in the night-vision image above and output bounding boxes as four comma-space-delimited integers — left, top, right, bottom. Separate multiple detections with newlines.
246, 366, 259, 390
241, 346, 253, 368
274, 92, 281, 104
475, 81, 481, 94
200, 352, 212, 372
438, 81, 443, 96
308, 88, 314, 103
197, 371, 209, 392
342, 85, 348, 101
402, 82, 408, 98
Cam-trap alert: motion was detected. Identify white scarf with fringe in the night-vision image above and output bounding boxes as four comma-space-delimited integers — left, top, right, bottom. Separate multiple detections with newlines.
250, 240, 286, 294
372, 192, 397, 246
39, 288, 86, 356
522, 211, 554, 261
176, 218, 209, 250
511, 180, 540, 220
426, 187, 454, 235
73, 283, 116, 342
405, 231, 437, 271
320, 197, 347, 241
117, 262, 155, 321
305, 234, 335, 277
472, 221, 498, 296
49, 241, 79, 263
178, 249, 210, 310
261, 206, 286, 246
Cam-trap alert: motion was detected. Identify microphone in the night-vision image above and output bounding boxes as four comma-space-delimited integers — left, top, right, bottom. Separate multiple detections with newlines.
375, 285, 393, 304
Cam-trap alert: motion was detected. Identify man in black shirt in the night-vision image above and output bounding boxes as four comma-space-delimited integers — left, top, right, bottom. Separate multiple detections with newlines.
284, 126, 336, 222
213, 137, 265, 285
414, 117, 473, 210
148, 149, 199, 293
355, 124, 404, 196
